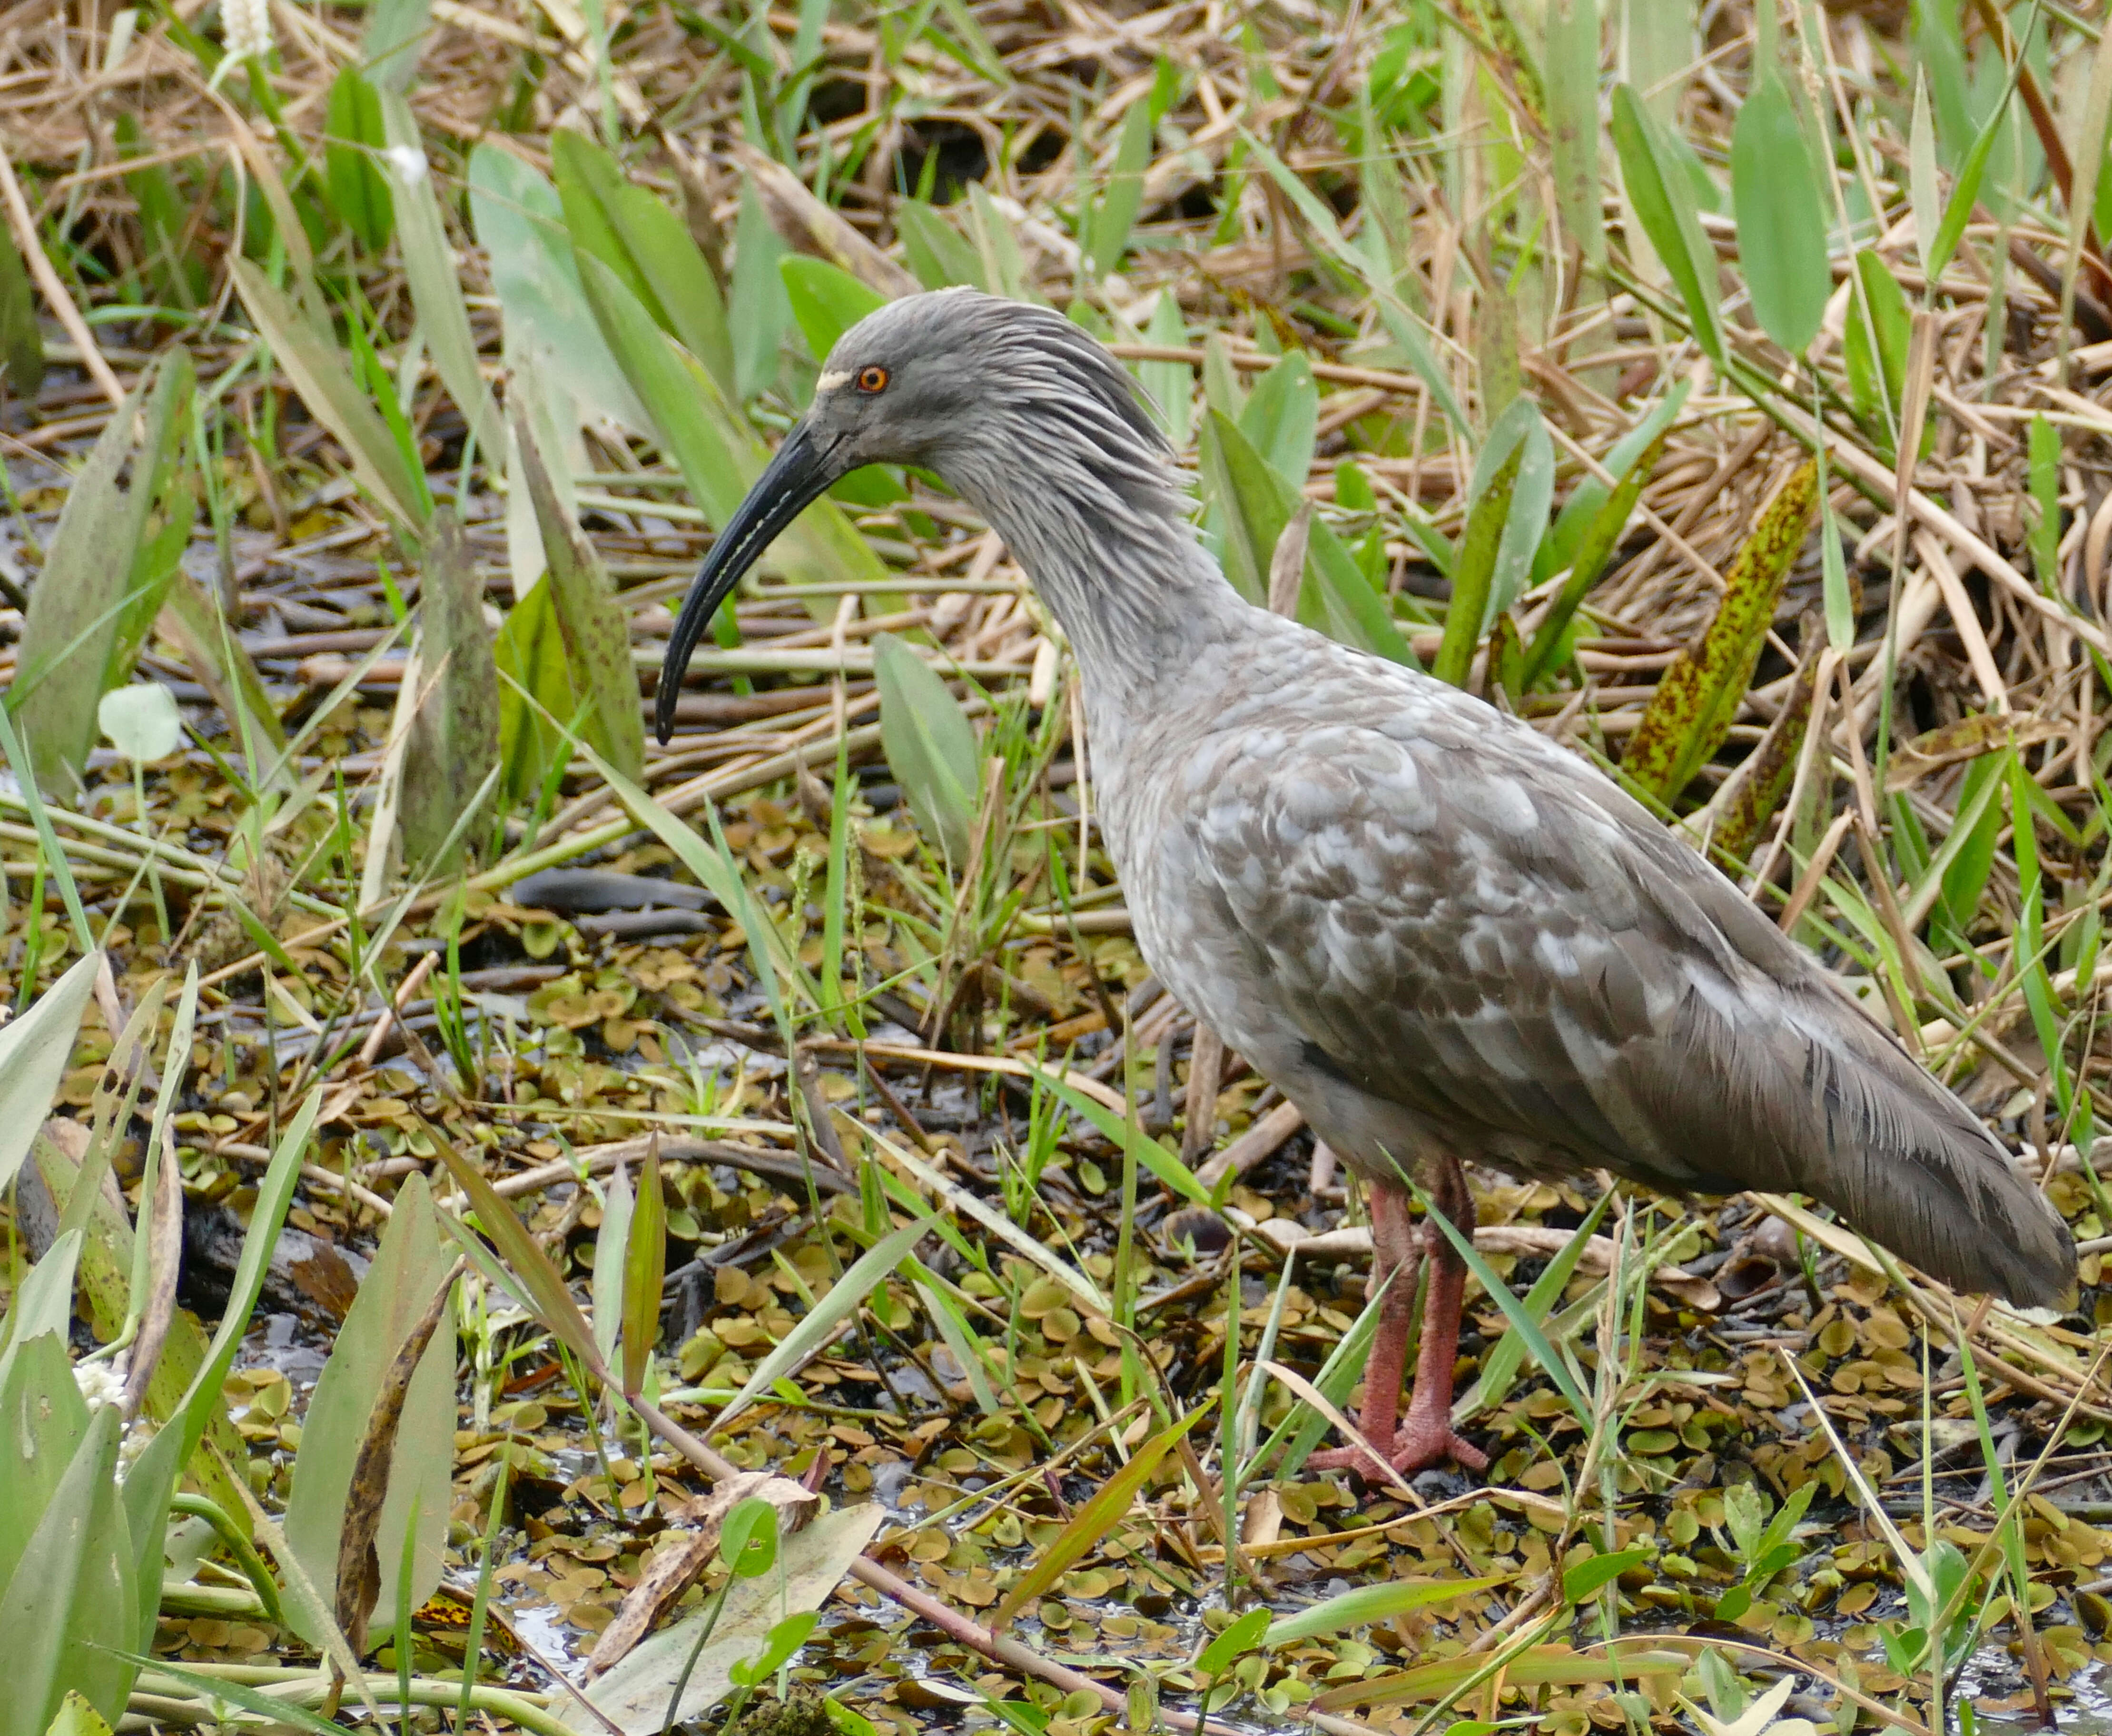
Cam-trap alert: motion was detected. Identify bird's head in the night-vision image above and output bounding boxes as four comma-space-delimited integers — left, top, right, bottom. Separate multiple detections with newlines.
655, 288, 1174, 741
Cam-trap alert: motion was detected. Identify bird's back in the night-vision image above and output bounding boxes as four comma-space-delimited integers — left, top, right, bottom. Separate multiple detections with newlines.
1104, 618, 2075, 1309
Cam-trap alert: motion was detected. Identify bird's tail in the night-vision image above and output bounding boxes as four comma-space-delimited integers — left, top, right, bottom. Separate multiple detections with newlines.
1780, 1003, 2075, 1309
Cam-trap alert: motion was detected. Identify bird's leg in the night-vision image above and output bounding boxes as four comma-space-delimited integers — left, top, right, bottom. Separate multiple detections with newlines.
1390, 1154, 1489, 1475
1308, 1180, 1420, 1478
1311, 1162, 1487, 1480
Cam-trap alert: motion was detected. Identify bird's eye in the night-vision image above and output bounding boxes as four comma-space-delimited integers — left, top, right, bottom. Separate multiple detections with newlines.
855, 365, 889, 394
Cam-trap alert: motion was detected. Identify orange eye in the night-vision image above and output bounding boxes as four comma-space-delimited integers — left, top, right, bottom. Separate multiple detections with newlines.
856, 365, 889, 393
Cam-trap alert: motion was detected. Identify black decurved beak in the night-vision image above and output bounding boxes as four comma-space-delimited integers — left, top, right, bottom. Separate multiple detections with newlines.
656, 420, 842, 743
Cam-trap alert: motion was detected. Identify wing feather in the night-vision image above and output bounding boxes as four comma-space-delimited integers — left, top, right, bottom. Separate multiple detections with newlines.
1162, 686, 2073, 1308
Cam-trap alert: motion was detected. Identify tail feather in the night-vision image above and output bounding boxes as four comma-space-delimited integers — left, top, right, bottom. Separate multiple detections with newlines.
1783, 1005, 2074, 1309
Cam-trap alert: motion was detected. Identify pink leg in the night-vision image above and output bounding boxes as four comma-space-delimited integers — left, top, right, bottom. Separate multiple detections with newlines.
1310, 1159, 1487, 1480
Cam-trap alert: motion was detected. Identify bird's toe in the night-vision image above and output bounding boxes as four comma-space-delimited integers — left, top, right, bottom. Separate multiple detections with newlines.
1308, 1426, 1486, 1482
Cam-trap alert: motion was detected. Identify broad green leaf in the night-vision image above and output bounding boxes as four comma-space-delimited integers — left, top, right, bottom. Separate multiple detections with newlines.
2074, 32, 2112, 312
1545, 0, 1604, 271
469, 144, 645, 434
873, 631, 980, 868
2028, 412, 2061, 591
21, 1071, 251, 1544
897, 199, 987, 290
1909, 69, 1940, 280
1844, 249, 1912, 441
493, 577, 574, 811
1088, 100, 1155, 276
0, 952, 98, 1193
1731, 66, 1829, 355
363, 0, 432, 90
229, 260, 429, 537
0, 1404, 131, 1736
1610, 84, 1722, 362
1490, 408, 1554, 619
1140, 294, 1193, 446
324, 69, 393, 252
1199, 408, 1284, 605
0, 1332, 88, 1598
781, 256, 887, 362
991, 1405, 1208, 1626
11, 350, 189, 799
1821, 486, 1855, 653
1927, 44, 2026, 284
1935, 750, 2009, 936
551, 129, 735, 396
1434, 401, 1537, 688
1305, 513, 1420, 668
0, 227, 41, 397
1524, 385, 1687, 685
516, 420, 645, 782
1265, 1576, 1506, 1648
380, 93, 502, 458
1623, 459, 1818, 802
1563, 1547, 1653, 1603
1199, 409, 1414, 663
713, 1215, 935, 1430
622, 1142, 667, 1399
573, 249, 888, 591
283, 1173, 456, 1650
399, 511, 500, 869
965, 183, 1033, 300
1239, 353, 1318, 486
730, 180, 790, 401
0, 1232, 81, 1395
720, 1497, 780, 1578
591, 1155, 634, 1380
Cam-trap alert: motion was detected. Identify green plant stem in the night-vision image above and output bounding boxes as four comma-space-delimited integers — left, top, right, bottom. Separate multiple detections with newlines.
168, 1494, 284, 1625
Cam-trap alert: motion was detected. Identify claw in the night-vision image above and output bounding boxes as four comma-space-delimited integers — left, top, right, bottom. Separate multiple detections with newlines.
1309, 1422, 1486, 1481
1301, 1428, 1487, 1478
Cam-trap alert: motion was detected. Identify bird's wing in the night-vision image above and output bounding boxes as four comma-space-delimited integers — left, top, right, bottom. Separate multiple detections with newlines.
1167, 687, 2073, 1306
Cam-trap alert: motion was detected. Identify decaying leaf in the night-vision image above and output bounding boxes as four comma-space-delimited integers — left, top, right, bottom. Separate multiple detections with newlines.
569, 1502, 884, 1734
13, 350, 191, 799
515, 411, 645, 783
329, 1257, 459, 1654
1884, 711, 2056, 791
586, 1472, 819, 1677
287, 1173, 459, 1655
1624, 458, 1818, 803
399, 510, 500, 868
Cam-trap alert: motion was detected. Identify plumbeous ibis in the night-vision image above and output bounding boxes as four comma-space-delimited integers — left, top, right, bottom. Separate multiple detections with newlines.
657, 289, 2075, 1478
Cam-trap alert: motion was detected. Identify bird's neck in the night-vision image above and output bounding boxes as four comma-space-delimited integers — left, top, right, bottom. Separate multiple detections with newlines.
948, 459, 1250, 721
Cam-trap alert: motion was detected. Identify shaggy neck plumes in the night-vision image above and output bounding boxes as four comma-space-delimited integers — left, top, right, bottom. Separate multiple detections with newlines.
941, 427, 1246, 721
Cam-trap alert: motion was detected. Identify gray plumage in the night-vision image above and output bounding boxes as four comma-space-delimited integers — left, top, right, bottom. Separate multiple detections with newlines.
658, 289, 2074, 1467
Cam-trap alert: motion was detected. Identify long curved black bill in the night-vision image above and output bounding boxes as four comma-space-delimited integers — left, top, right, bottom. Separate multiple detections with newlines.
656, 421, 839, 743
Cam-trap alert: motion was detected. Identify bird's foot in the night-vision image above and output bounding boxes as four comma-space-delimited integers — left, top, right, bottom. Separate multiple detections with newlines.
1309, 1419, 1488, 1481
